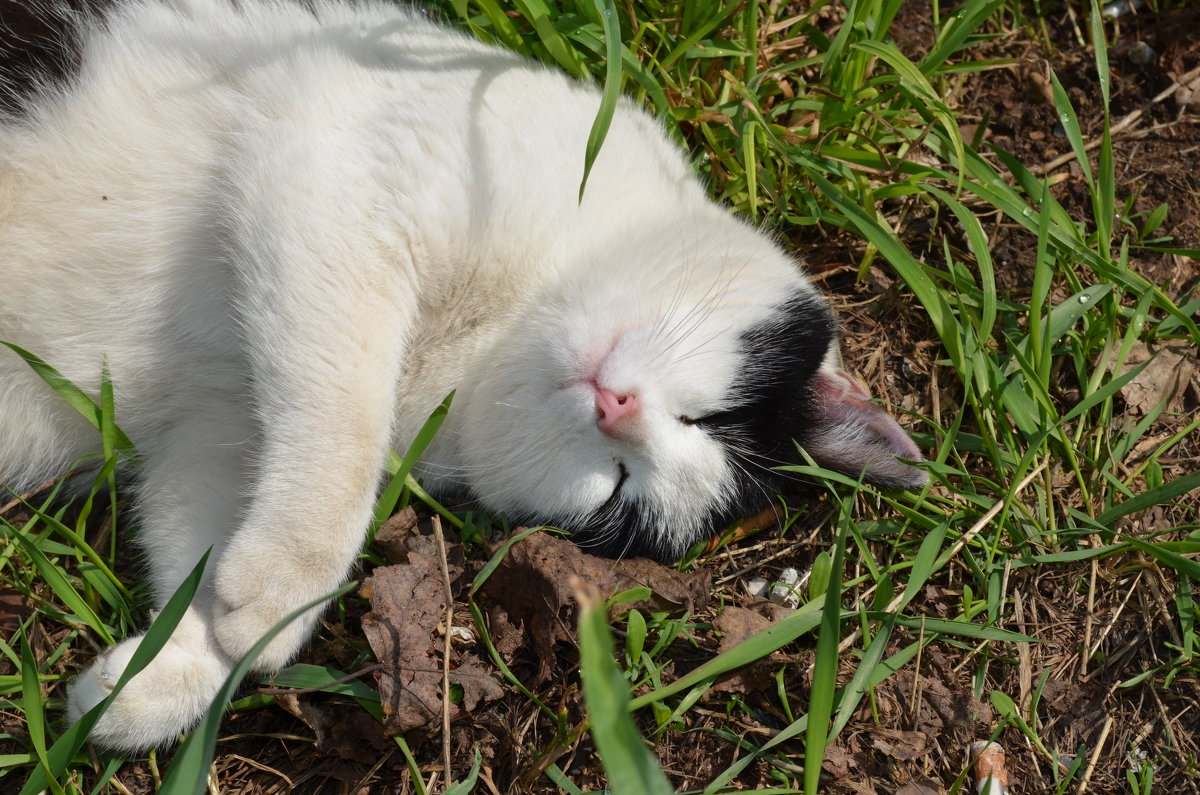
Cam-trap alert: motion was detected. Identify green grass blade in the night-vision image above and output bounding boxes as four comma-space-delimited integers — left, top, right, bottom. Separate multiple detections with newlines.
511, 0, 587, 77
919, 0, 1004, 73
828, 615, 896, 737
11, 494, 132, 600
1096, 472, 1200, 528
158, 580, 358, 795
805, 504, 848, 794
469, 525, 547, 597
924, 187, 997, 342
1059, 356, 1151, 424
269, 663, 382, 719
630, 599, 828, 710
897, 520, 950, 610
1048, 72, 1093, 189
742, 119, 759, 216
578, 0, 623, 202
803, 170, 964, 372
706, 636, 922, 793
884, 615, 1038, 643
443, 749, 483, 794
372, 391, 453, 529
98, 363, 123, 548
543, 762, 587, 794
463, 0, 527, 51
20, 628, 66, 795
578, 591, 674, 795
1028, 179, 1054, 390
8, 523, 115, 645
1, 342, 140, 467
1090, 0, 1111, 110
394, 735, 429, 795
86, 754, 126, 795
468, 599, 555, 719
659, 1, 743, 70
19, 553, 210, 795
1123, 538, 1200, 582
400, 473, 465, 530
852, 38, 965, 183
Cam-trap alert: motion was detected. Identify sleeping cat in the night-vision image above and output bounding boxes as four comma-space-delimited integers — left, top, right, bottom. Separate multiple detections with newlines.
0, 0, 927, 751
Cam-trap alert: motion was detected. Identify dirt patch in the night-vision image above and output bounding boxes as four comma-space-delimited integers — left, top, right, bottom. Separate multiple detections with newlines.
961, 4, 1200, 297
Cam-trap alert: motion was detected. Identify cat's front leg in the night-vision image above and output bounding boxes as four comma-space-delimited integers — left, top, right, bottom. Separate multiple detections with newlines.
69, 392, 252, 750
211, 255, 415, 671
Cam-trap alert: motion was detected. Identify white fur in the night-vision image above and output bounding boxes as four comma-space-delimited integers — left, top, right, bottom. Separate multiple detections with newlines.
0, 0, 918, 750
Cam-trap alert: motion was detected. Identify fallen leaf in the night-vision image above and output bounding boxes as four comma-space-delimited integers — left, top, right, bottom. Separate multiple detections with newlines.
713, 606, 773, 652
710, 606, 775, 694
821, 742, 857, 778
360, 529, 500, 736
0, 588, 32, 634
449, 657, 505, 711
1120, 341, 1197, 416
483, 530, 709, 683
871, 728, 933, 761
361, 555, 452, 734
373, 507, 419, 564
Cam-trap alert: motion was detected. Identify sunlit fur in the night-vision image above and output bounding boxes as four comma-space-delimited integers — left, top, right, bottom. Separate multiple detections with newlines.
0, 0, 925, 751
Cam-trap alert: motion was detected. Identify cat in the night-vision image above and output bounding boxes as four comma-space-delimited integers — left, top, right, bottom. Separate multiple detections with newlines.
0, 0, 927, 751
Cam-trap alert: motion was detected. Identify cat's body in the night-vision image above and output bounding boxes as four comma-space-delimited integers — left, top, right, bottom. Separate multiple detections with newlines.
0, 0, 926, 751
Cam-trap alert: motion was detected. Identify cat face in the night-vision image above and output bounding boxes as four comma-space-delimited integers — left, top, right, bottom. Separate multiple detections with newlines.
456, 229, 924, 561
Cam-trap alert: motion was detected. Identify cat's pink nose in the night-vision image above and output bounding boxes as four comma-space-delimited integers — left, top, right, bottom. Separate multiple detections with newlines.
594, 384, 638, 436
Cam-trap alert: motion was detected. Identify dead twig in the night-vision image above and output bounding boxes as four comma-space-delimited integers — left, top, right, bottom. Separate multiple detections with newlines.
1077, 715, 1114, 794
433, 514, 455, 792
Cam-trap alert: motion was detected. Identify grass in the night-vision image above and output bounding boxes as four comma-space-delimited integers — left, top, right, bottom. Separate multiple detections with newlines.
2, 0, 1199, 791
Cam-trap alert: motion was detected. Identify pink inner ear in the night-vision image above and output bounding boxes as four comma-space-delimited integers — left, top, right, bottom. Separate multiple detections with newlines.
807, 370, 927, 487
815, 371, 923, 461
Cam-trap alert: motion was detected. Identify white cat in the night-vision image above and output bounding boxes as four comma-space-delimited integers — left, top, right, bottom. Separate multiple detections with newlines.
0, 0, 927, 751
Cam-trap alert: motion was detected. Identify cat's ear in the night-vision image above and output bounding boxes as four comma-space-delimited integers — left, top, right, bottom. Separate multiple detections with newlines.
804, 370, 929, 489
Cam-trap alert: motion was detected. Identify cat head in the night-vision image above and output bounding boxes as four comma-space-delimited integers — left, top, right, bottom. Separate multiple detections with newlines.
457, 223, 927, 561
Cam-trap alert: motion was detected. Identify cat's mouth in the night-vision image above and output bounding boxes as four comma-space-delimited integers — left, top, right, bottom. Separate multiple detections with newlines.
603, 460, 630, 508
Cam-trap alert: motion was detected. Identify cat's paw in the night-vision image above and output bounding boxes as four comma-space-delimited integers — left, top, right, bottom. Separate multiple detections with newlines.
66, 614, 233, 751
211, 591, 320, 672
212, 559, 339, 670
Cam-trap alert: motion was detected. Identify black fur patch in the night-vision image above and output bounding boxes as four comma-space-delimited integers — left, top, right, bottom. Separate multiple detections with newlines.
0, 0, 114, 116
568, 290, 836, 562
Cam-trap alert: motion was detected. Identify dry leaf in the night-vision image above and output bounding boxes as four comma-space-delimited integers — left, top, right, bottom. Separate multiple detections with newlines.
710, 606, 776, 694
360, 536, 501, 735
1119, 341, 1197, 416
484, 530, 709, 683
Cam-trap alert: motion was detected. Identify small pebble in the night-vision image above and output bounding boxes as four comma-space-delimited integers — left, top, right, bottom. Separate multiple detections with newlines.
1101, 0, 1143, 19
769, 567, 803, 608
1127, 40, 1156, 66
435, 623, 476, 646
